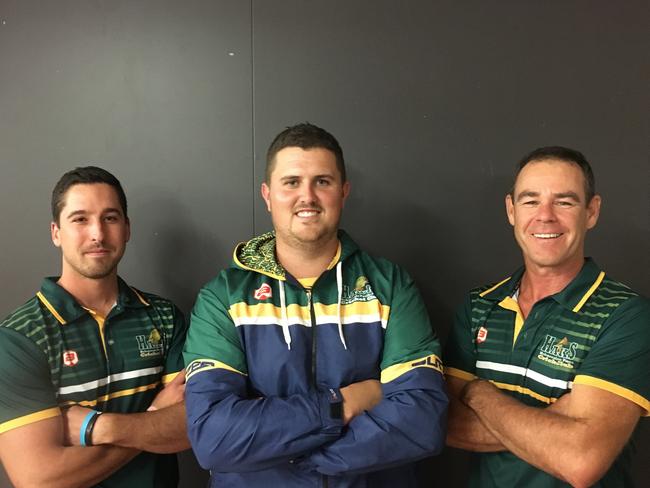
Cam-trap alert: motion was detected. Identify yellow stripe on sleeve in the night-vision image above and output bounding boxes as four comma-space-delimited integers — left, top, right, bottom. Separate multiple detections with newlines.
491, 381, 557, 404
444, 367, 476, 382
162, 371, 181, 384
0, 407, 61, 434
186, 359, 246, 380
573, 375, 650, 416
381, 354, 443, 383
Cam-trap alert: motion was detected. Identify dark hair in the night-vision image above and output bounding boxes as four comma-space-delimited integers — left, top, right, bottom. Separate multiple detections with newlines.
51, 166, 128, 223
265, 123, 346, 182
511, 146, 596, 203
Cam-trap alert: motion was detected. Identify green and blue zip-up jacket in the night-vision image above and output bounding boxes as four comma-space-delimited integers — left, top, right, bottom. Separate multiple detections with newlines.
183, 230, 448, 487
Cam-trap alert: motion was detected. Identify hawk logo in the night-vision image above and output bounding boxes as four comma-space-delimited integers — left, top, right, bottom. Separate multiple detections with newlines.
62, 350, 79, 367
254, 283, 272, 300
476, 326, 488, 344
136, 329, 164, 358
538, 335, 578, 369
341, 276, 377, 305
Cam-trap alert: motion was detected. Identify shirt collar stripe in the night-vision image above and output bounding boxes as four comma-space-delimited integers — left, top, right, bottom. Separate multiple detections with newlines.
479, 276, 512, 297
572, 271, 605, 312
36, 291, 66, 325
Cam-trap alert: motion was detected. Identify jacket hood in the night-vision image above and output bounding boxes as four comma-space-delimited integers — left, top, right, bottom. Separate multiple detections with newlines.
232, 230, 359, 280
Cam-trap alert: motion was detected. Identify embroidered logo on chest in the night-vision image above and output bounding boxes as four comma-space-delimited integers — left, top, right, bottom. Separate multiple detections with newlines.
62, 350, 79, 367
254, 283, 272, 300
476, 326, 488, 344
341, 275, 377, 305
135, 329, 164, 358
537, 335, 578, 369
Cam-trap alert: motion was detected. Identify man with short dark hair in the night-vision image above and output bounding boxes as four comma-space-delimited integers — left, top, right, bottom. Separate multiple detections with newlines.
184, 123, 448, 487
0, 166, 190, 487
445, 147, 650, 487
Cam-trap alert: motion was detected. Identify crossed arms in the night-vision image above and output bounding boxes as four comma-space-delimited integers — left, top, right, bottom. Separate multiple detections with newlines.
0, 373, 189, 488
446, 375, 642, 487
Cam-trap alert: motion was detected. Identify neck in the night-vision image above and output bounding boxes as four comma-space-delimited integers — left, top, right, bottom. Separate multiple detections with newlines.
275, 234, 339, 279
57, 271, 119, 317
519, 258, 584, 303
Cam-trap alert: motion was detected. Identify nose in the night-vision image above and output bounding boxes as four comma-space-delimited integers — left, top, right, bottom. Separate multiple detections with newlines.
89, 219, 106, 243
535, 201, 557, 223
298, 181, 318, 205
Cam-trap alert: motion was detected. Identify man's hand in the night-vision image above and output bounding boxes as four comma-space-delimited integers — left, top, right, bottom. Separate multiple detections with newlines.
149, 369, 186, 411
61, 405, 97, 446
340, 379, 382, 425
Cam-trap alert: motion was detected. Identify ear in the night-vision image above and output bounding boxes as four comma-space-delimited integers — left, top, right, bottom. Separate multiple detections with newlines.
51, 222, 61, 247
586, 195, 601, 229
505, 194, 515, 226
341, 181, 351, 206
260, 182, 272, 212
125, 217, 131, 242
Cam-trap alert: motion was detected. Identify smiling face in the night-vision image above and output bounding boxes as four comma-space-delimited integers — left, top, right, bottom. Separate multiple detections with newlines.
261, 146, 350, 251
51, 183, 130, 282
506, 159, 600, 275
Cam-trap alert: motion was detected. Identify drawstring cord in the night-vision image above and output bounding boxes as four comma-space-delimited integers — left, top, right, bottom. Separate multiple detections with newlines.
336, 261, 347, 349
278, 280, 292, 350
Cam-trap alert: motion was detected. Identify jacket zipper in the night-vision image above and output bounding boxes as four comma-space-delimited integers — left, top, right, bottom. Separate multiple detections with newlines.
306, 289, 328, 488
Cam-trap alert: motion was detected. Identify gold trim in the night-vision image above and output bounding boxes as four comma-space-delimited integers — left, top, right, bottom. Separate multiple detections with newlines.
130, 288, 150, 306
498, 296, 525, 345
59, 382, 160, 407
0, 407, 61, 434
36, 292, 66, 325
325, 242, 342, 270
444, 367, 476, 382
381, 354, 443, 383
573, 375, 649, 416
186, 359, 246, 380
162, 371, 181, 384
492, 381, 557, 404
479, 276, 512, 298
572, 271, 605, 312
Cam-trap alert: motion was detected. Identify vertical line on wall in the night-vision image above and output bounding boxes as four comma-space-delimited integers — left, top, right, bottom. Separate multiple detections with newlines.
250, 0, 257, 236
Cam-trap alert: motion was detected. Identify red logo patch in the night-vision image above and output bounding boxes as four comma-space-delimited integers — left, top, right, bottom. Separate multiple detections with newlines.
63, 350, 79, 367
254, 283, 272, 300
476, 326, 488, 344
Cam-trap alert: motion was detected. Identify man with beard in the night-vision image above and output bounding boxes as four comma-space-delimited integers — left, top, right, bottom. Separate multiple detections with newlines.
183, 123, 448, 487
0, 167, 190, 487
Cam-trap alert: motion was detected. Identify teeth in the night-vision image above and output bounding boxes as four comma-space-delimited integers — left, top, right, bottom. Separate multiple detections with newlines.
533, 233, 562, 239
297, 210, 318, 217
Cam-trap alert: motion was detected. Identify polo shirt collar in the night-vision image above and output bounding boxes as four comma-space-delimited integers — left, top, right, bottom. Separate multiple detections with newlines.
37, 276, 149, 325
480, 258, 605, 313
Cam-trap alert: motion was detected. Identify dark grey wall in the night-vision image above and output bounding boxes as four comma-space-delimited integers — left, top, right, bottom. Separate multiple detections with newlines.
0, 1, 647, 486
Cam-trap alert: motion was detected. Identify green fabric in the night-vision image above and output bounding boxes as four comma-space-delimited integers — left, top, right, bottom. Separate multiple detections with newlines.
445, 259, 650, 487
0, 277, 187, 488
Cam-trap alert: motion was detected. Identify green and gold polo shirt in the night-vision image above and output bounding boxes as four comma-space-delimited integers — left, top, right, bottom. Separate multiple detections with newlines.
0, 277, 187, 488
445, 258, 650, 487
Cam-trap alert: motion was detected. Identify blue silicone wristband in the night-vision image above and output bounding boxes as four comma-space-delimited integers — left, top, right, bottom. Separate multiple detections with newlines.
79, 410, 98, 447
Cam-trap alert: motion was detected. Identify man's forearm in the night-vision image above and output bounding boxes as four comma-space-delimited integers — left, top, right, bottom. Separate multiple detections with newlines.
462, 379, 637, 487
446, 394, 505, 452
0, 417, 138, 488
92, 402, 190, 453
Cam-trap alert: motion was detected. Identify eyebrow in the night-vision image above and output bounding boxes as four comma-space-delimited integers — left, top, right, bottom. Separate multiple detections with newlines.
516, 190, 581, 202
65, 208, 123, 219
